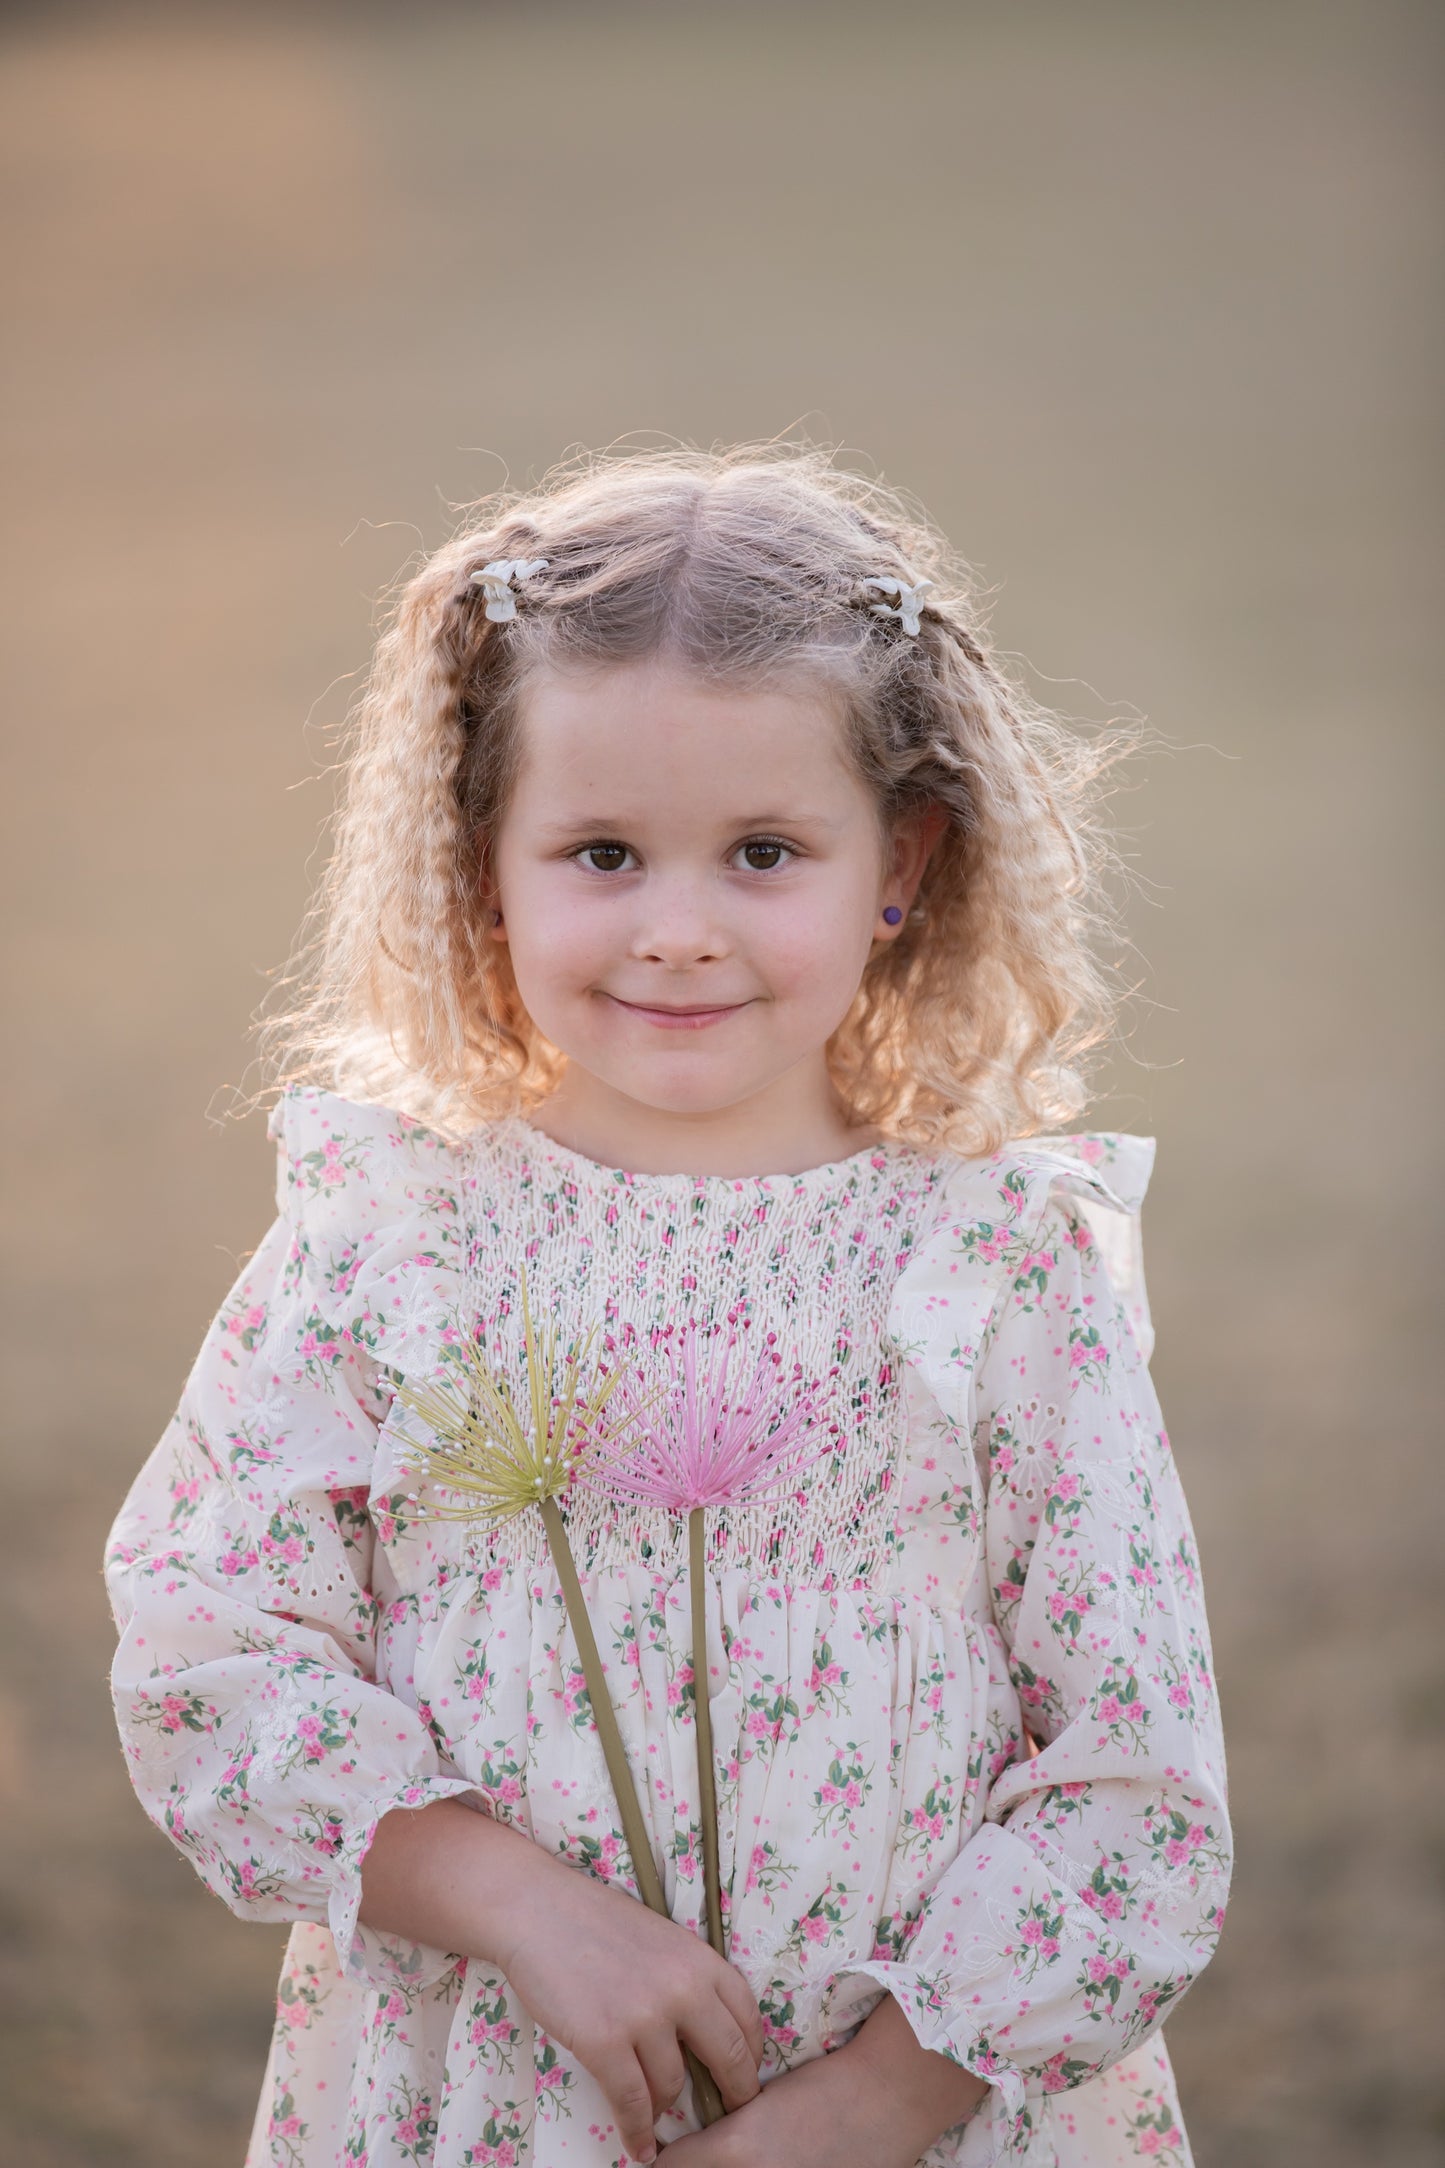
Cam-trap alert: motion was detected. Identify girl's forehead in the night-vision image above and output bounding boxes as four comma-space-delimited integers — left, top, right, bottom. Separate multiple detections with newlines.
509, 658, 860, 806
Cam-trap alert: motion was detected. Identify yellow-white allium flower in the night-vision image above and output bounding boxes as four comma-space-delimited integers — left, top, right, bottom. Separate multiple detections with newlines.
390, 1267, 625, 1527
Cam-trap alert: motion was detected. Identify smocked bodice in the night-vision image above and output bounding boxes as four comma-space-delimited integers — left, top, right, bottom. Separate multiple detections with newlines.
447, 1117, 953, 1586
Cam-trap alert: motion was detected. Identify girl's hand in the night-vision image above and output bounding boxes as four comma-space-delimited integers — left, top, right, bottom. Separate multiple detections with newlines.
490, 1845, 765, 2164
360, 1800, 763, 2163
657, 1990, 988, 2168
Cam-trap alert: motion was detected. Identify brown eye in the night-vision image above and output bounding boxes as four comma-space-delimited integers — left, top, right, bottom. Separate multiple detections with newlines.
583, 843, 630, 873
739, 839, 789, 871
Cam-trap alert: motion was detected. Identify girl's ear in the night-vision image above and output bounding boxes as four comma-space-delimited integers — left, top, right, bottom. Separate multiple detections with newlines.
914, 801, 950, 864
878, 802, 948, 933
478, 838, 508, 943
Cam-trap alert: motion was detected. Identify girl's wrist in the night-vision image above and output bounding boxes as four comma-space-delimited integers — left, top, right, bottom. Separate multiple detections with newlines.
844, 1991, 990, 2148
358, 1797, 565, 1970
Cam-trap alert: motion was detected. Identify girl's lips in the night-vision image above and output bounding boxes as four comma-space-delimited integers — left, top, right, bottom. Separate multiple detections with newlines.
605, 995, 749, 1031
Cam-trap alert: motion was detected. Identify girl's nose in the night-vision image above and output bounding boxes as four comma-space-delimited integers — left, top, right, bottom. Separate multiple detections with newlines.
627, 879, 732, 967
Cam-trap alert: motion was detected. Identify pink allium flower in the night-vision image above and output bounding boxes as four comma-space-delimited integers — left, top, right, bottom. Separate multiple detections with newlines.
581, 1319, 837, 1513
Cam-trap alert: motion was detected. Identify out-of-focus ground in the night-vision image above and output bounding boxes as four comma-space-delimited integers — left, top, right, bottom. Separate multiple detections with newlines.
1, 3, 1441, 2161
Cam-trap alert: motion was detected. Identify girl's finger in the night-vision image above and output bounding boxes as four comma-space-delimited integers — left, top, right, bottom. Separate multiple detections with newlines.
678, 2006, 762, 2115
715, 1968, 766, 2069
637, 2030, 688, 2118
602, 2044, 661, 2164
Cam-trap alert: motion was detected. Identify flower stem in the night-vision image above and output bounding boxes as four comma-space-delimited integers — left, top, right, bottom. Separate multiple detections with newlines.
539, 1495, 725, 2128
690, 1505, 726, 1963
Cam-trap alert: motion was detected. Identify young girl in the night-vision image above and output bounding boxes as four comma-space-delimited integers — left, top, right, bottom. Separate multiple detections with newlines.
105, 446, 1230, 2168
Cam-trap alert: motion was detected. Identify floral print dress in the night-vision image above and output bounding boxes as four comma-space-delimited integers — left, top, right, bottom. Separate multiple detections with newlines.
105, 1087, 1230, 2168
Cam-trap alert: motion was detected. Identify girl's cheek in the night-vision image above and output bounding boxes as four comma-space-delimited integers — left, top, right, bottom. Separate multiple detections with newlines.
756, 897, 875, 991
509, 890, 616, 984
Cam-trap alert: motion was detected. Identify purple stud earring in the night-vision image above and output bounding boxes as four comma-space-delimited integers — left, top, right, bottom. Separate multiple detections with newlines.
882, 905, 904, 926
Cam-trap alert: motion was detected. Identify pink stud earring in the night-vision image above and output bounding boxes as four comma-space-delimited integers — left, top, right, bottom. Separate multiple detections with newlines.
882, 905, 903, 925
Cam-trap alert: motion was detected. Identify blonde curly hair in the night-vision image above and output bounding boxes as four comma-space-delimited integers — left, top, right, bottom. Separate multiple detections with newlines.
257, 443, 1142, 1154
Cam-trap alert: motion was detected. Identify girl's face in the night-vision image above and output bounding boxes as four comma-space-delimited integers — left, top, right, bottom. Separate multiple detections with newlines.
487, 658, 933, 1141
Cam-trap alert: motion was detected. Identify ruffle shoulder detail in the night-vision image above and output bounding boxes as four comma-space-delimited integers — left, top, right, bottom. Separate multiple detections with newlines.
885, 1130, 1157, 1431
266, 1084, 470, 1384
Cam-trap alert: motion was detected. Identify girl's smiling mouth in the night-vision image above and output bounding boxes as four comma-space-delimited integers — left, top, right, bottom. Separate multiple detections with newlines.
602, 994, 753, 1030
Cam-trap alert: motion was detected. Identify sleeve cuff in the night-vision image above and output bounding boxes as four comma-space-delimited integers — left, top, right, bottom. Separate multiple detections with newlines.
328, 1774, 488, 1991
819, 1961, 1032, 2167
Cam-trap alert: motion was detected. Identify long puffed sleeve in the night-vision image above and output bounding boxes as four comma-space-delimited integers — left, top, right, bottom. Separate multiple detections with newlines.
824, 1137, 1231, 2164
104, 1089, 483, 1990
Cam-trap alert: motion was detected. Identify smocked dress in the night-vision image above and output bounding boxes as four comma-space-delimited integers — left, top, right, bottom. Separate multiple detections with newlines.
105, 1087, 1230, 2168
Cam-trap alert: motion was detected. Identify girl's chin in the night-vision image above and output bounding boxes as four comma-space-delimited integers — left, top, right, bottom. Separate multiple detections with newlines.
565, 1052, 785, 1119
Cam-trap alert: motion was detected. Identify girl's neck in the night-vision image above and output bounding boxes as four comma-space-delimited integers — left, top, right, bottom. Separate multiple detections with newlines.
524, 1065, 884, 1181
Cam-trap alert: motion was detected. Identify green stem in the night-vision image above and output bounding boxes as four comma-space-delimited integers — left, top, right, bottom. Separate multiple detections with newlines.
541, 1496, 665, 1912
540, 1495, 725, 2129
690, 1506, 725, 1962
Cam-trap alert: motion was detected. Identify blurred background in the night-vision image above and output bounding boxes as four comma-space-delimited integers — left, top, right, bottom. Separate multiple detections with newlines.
2, 2, 1440, 2162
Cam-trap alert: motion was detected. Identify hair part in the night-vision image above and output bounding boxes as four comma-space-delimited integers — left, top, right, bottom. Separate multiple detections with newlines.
255, 441, 1144, 1153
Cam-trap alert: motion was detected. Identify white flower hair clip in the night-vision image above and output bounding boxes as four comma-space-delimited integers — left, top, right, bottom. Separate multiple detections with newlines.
469, 557, 550, 623
861, 574, 934, 637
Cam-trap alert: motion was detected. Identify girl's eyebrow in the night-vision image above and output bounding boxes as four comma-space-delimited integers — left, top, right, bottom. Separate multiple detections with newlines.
534, 809, 845, 839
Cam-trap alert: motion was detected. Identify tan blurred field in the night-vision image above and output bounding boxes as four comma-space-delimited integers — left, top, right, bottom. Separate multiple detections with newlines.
1, 3, 1441, 2162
